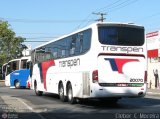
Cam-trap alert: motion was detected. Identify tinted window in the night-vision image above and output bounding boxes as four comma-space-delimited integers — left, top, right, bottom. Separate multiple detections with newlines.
98, 26, 144, 46
35, 48, 53, 63
21, 59, 27, 69
6, 61, 19, 75
33, 29, 92, 63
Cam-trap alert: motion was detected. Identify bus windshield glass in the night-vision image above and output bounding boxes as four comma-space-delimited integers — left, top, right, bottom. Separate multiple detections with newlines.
98, 25, 144, 46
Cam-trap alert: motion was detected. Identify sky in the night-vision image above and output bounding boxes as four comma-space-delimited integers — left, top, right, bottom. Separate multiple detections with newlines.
0, 0, 160, 48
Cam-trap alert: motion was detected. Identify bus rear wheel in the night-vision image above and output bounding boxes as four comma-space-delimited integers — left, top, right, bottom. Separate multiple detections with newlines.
67, 83, 76, 104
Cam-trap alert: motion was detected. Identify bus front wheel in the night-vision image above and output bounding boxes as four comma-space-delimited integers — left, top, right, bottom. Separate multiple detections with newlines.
59, 83, 67, 102
14, 80, 20, 89
34, 82, 43, 96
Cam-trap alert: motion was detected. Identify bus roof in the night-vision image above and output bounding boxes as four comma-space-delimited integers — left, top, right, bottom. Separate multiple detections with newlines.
33, 22, 144, 50
7, 56, 31, 63
2, 63, 8, 66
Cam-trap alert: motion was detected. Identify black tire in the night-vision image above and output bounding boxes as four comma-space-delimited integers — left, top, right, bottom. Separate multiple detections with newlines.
34, 82, 43, 96
59, 83, 67, 102
67, 83, 76, 104
14, 80, 20, 89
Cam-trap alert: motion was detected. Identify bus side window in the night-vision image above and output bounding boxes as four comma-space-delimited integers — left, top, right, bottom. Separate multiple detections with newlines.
77, 33, 83, 54
7, 63, 11, 75
70, 36, 76, 55
61, 50, 65, 57
53, 51, 58, 59
81, 29, 91, 53
13, 61, 19, 71
27, 61, 31, 69
21, 60, 27, 69
29, 62, 33, 77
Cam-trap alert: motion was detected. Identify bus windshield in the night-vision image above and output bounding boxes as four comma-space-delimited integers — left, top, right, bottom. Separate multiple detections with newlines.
98, 25, 144, 46
6, 60, 20, 75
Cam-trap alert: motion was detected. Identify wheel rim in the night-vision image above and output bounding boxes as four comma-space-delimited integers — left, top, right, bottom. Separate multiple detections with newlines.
68, 88, 72, 101
59, 86, 64, 98
15, 82, 20, 88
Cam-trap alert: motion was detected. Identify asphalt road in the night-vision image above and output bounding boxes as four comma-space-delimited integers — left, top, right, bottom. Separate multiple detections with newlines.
0, 87, 160, 119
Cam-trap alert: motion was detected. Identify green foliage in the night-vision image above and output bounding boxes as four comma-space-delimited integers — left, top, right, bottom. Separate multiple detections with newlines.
0, 20, 26, 65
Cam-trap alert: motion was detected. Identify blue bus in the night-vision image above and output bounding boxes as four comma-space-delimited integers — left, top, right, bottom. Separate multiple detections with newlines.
5, 56, 31, 89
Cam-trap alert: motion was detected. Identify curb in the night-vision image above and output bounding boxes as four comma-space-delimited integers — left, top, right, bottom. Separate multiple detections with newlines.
147, 92, 160, 95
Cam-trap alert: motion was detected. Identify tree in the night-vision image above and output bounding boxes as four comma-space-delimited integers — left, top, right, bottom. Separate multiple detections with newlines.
0, 20, 26, 65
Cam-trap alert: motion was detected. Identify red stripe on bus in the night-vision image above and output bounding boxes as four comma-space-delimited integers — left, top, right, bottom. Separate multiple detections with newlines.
41, 60, 55, 90
114, 59, 139, 73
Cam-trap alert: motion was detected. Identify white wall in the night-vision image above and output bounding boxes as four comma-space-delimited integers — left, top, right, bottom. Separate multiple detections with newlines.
147, 59, 160, 89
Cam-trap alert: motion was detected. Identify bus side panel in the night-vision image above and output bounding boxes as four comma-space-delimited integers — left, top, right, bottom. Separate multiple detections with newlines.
46, 62, 84, 98
5, 75, 10, 86
45, 57, 92, 98
31, 64, 45, 91
45, 66, 60, 94
66, 72, 83, 98
10, 69, 30, 87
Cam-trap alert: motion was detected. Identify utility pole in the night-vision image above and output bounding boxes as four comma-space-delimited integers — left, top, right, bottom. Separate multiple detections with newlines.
92, 12, 106, 22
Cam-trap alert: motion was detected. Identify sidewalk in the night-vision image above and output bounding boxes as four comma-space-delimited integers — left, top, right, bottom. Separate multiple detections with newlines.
147, 88, 160, 96
0, 80, 5, 87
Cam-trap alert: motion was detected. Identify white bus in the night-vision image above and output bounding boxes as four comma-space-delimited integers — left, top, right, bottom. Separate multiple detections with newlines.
31, 22, 147, 104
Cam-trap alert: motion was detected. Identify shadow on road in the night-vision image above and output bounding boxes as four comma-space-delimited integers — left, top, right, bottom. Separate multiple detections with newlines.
32, 93, 160, 110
